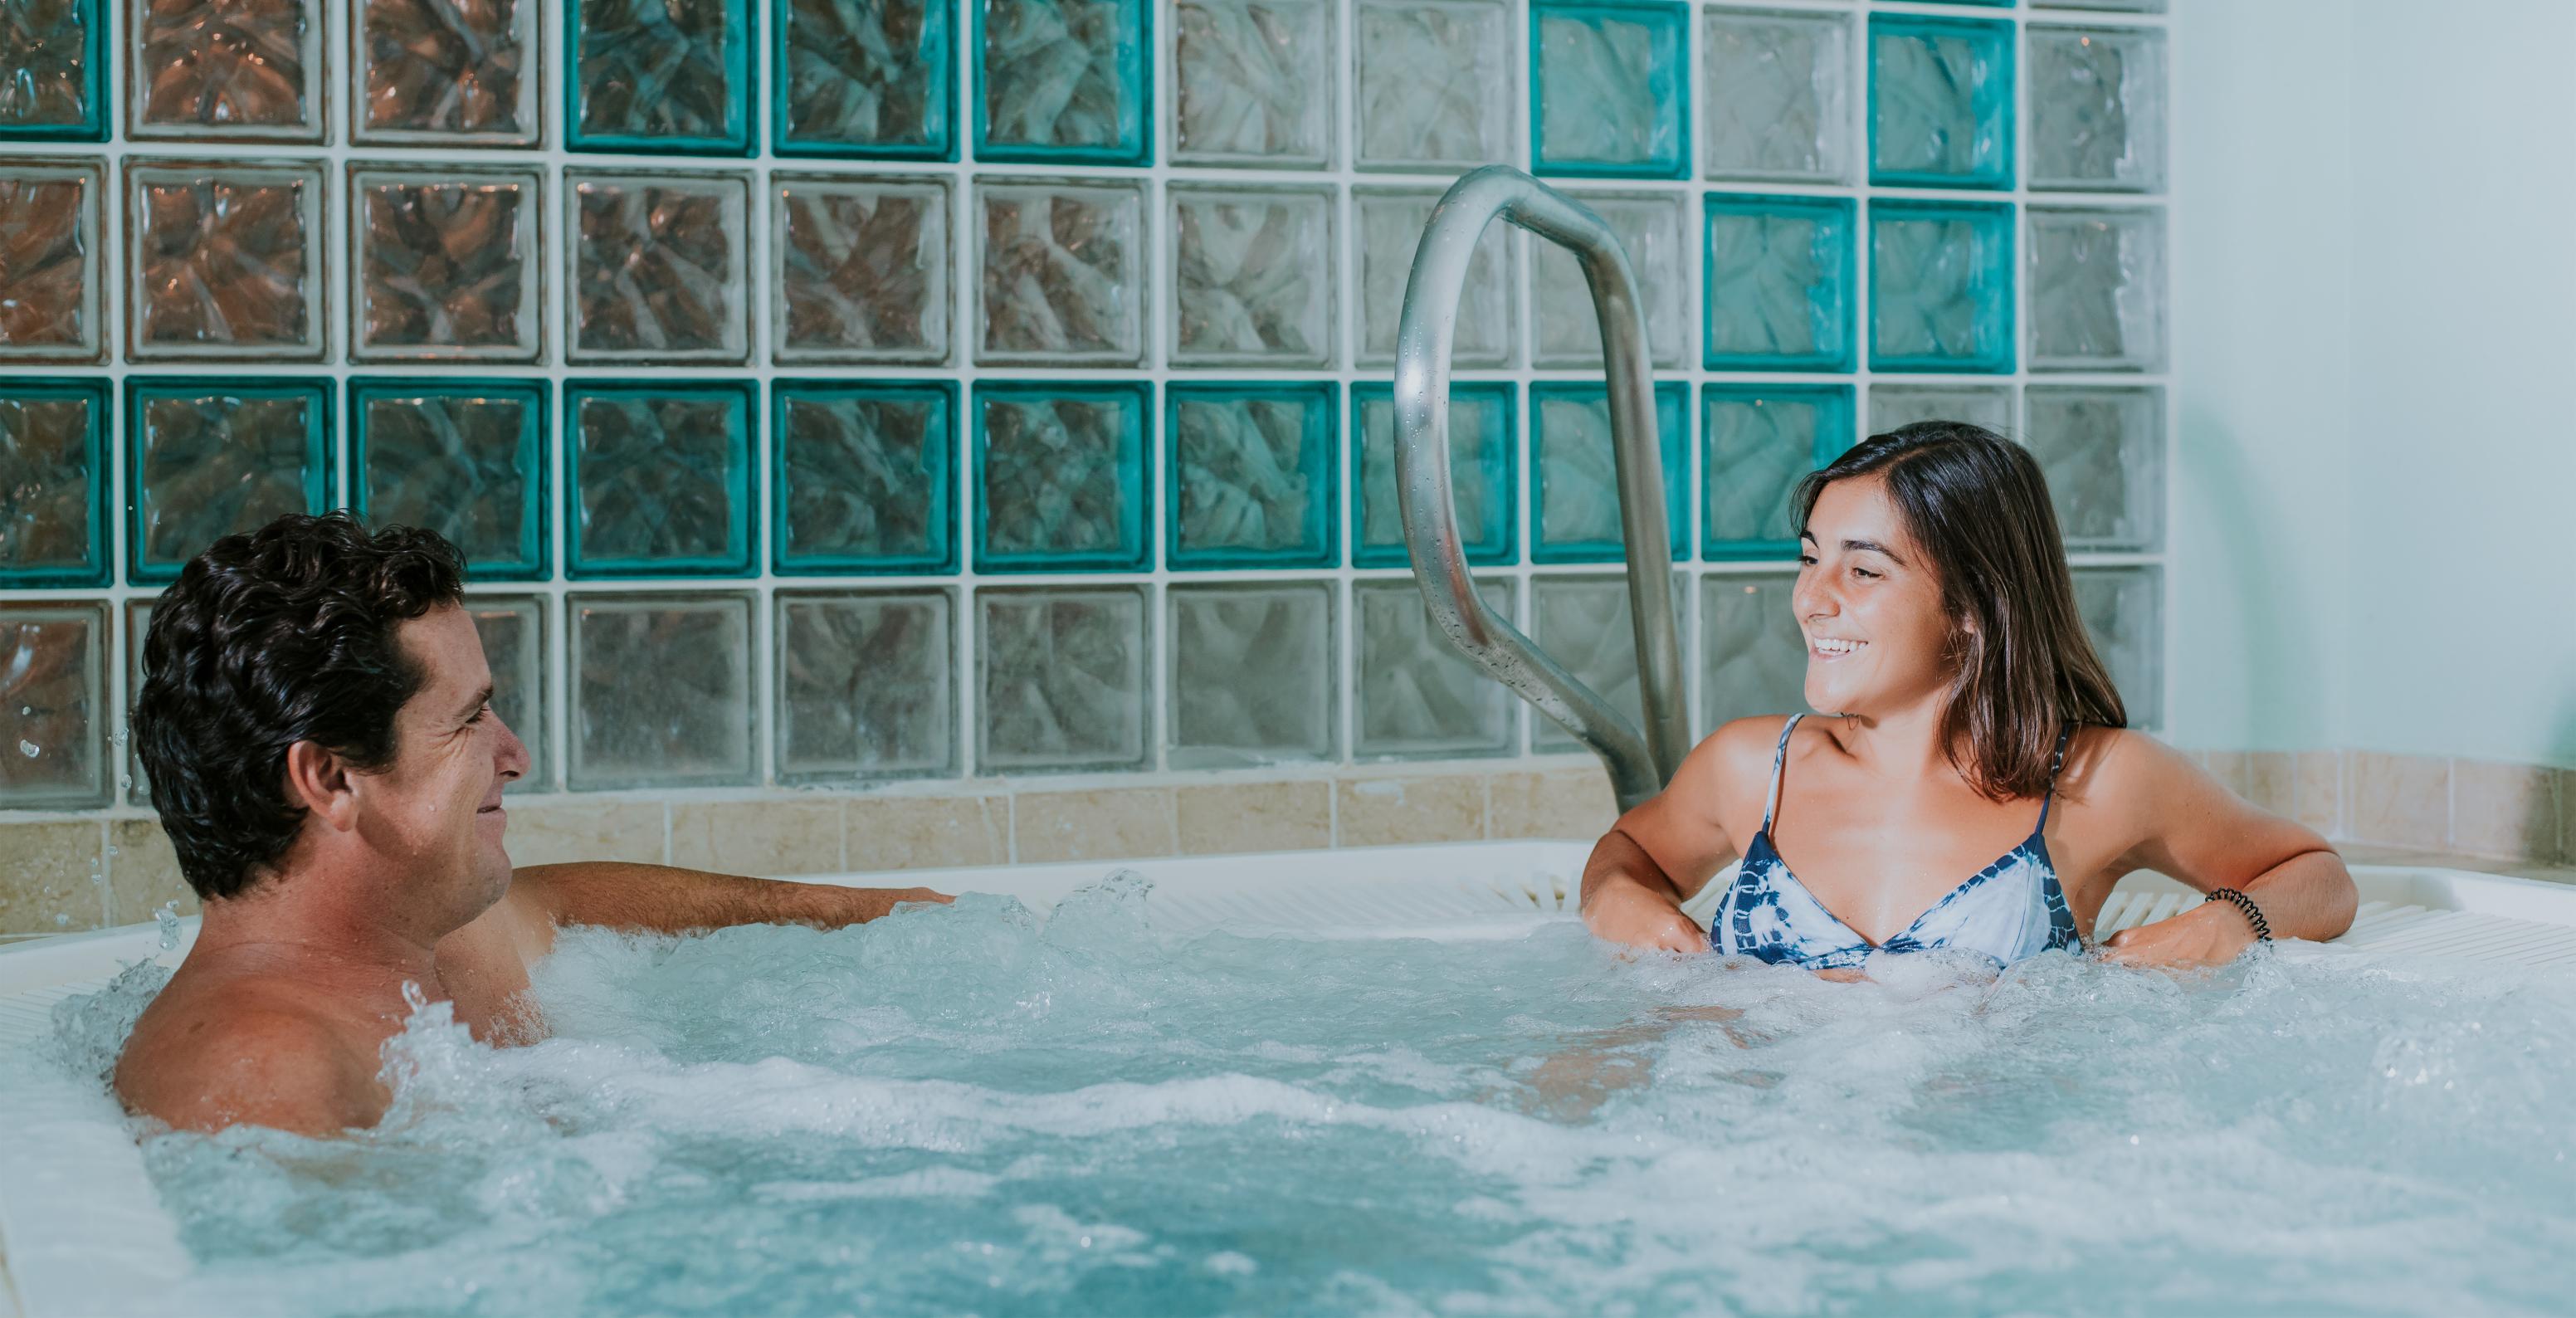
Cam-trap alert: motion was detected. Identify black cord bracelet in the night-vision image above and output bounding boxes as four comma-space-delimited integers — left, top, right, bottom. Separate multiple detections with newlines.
2203, 887, 2272, 944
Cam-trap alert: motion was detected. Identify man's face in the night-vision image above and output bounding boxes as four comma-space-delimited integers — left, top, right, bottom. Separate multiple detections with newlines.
357, 605, 530, 928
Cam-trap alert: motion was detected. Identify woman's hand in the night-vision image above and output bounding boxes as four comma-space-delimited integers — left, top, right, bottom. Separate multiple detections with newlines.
1580, 878, 1710, 954
2098, 901, 2261, 969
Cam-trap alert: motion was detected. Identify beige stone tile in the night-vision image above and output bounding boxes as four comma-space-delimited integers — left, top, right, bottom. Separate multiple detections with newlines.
2293, 750, 2344, 837
2561, 769, 2576, 865
107, 817, 198, 924
0, 821, 108, 935
1488, 764, 1619, 841
502, 799, 666, 867
2345, 751, 2450, 850
2203, 751, 2251, 799
1335, 774, 1487, 847
2448, 760, 2560, 861
846, 794, 1011, 871
1015, 788, 1178, 863
1176, 781, 1331, 856
2241, 752, 2295, 816
671, 800, 844, 876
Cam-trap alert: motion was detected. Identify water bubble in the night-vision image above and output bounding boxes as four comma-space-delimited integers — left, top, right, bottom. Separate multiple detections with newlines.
157, 901, 181, 951
17, 740, 37, 758
52, 913, 70, 927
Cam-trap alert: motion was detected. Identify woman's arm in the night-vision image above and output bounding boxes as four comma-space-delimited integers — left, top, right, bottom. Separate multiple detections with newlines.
1578, 717, 1779, 953
2087, 734, 2358, 967
506, 862, 953, 949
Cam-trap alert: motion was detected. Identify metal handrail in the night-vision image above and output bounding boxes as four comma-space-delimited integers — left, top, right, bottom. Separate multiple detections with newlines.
1392, 166, 1690, 813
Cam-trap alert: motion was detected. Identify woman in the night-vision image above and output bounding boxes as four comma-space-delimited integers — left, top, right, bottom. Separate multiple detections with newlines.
1582, 422, 2357, 970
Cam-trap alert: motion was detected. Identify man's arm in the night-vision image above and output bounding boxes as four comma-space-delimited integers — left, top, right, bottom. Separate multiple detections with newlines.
507, 862, 953, 943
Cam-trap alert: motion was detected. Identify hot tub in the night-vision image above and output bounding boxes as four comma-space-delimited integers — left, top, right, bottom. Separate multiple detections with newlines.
5, 841, 2574, 1317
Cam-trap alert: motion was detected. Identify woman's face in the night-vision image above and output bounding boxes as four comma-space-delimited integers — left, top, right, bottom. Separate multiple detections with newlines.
1792, 475, 1959, 718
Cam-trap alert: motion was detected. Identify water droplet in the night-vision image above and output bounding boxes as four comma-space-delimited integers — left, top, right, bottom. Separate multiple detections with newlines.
53, 913, 70, 927
17, 740, 37, 758
156, 901, 181, 951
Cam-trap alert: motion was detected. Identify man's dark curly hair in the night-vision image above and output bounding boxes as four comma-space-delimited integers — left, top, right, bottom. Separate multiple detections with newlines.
132, 512, 466, 901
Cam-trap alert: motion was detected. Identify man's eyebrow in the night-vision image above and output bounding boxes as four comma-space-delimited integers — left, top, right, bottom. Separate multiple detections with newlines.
456, 683, 494, 722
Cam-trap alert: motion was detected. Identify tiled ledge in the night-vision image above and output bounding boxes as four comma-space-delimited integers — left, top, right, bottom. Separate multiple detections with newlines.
2183, 749, 2571, 867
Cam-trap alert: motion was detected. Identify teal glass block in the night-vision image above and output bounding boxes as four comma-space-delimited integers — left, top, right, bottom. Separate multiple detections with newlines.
973, 381, 1151, 572
1700, 383, 1854, 561
0, 0, 105, 139
1352, 382, 1515, 569
773, 379, 958, 575
123, 378, 332, 585
776, 0, 953, 158
0, 380, 108, 587
564, 0, 754, 154
564, 380, 757, 578
1530, 380, 1685, 565
1870, 198, 2014, 374
1702, 191, 1855, 372
349, 379, 549, 582
0, 600, 108, 808
973, 0, 1151, 166
1165, 382, 1337, 571
1530, 0, 1689, 180
1869, 13, 2014, 190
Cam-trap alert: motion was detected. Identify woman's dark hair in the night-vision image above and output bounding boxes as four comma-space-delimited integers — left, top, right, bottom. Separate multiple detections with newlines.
132, 512, 466, 901
1794, 421, 2125, 800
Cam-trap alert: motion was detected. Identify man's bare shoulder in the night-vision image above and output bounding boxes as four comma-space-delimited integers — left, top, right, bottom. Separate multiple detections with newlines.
113, 974, 385, 1135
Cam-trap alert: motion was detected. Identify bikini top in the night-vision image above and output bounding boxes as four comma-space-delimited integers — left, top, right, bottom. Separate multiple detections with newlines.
1708, 715, 2084, 971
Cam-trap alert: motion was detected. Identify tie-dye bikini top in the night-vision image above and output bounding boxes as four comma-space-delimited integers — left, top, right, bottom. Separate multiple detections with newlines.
1709, 715, 2085, 971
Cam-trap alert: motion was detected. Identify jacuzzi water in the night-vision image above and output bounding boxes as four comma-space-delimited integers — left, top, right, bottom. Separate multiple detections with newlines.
37, 873, 2576, 1317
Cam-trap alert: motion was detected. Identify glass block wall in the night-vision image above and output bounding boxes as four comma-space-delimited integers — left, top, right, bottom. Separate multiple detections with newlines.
0, 0, 2170, 810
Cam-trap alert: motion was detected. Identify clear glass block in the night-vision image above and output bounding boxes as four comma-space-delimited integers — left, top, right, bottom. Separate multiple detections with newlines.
354, 0, 539, 144
1530, 0, 1686, 178
1867, 13, 2014, 190
128, 0, 324, 141
1168, 581, 1336, 768
1168, 184, 1334, 368
1701, 383, 1854, 559
976, 178, 1146, 366
124, 378, 330, 583
466, 593, 549, 792
2024, 385, 2164, 552
1699, 571, 1808, 730
1353, 382, 1515, 569
1870, 383, 2011, 437
1530, 572, 1685, 752
567, 0, 751, 154
774, 380, 958, 574
773, 173, 951, 364
565, 382, 756, 578
126, 160, 326, 363
350, 379, 549, 579
777, 588, 957, 783
2029, 24, 2165, 193
1703, 191, 1855, 372
0, 0, 103, 139
2072, 566, 2163, 729
0, 601, 106, 808
567, 592, 755, 790
0, 158, 102, 361
1530, 381, 1685, 565
1358, 188, 1514, 368
973, 382, 1150, 572
777, 0, 952, 158
1701, 6, 1848, 183
976, 585, 1150, 772
1530, 190, 1683, 368
1870, 198, 2014, 374
0, 381, 105, 586
2029, 206, 2165, 373
122, 596, 151, 802
1354, 575, 1516, 759
975, 0, 1149, 164
567, 170, 751, 364
349, 164, 542, 363
1354, 0, 1509, 172
1172, 0, 1332, 168
1166, 383, 1337, 570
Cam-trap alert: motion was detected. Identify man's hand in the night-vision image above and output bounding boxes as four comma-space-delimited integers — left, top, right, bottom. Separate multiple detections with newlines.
1580, 879, 1710, 954
2099, 901, 2260, 969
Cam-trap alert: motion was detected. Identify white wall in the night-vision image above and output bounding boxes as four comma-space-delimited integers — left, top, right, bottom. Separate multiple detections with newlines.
2172, 0, 2576, 767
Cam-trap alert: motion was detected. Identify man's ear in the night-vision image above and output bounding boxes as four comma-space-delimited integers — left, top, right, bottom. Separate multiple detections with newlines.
282, 740, 359, 832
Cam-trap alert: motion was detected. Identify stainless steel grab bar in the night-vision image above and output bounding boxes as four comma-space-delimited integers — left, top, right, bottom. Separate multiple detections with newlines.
1392, 166, 1690, 812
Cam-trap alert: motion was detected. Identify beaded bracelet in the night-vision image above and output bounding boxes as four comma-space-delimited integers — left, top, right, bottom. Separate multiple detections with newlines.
2203, 887, 2272, 944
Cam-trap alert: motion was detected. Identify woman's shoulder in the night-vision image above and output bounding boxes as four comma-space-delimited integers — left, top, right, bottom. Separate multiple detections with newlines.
1661, 715, 1796, 804
2058, 725, 2198, 806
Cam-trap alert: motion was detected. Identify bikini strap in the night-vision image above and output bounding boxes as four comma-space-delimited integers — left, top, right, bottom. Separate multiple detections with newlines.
2036, 722, 2077, 830
1759, 715, 1804, 832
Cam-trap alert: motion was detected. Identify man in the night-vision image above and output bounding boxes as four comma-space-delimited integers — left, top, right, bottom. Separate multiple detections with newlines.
113, 513, 948, 1135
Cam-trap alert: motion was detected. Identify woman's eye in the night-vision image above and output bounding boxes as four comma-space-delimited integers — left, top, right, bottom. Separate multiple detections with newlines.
1796, 554, 1817, 566
1851, 567, 1880, 581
